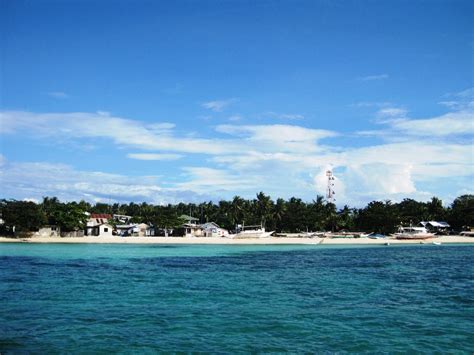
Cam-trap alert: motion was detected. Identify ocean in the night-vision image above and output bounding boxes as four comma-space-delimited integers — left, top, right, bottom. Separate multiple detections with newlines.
1, 243, 473, 353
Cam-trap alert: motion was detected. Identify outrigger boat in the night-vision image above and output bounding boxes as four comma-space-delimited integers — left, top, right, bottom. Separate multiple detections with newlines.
228, 224, 274, 239
392, 225, 435, 240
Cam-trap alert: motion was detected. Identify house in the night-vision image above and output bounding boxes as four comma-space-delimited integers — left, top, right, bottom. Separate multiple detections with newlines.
115, 224, 139, 236
85, 214, 114, 236
420, 221, 451, 234
180, 214, 199, 225
33, 225, 61, 237
201, 222, 229, 237
183, 223, 204, 237
85, 223, 114, 237
113, 214, 132, 224
89, 214, 112, 225
137, 223, 149, 236
115, 223, 150, 236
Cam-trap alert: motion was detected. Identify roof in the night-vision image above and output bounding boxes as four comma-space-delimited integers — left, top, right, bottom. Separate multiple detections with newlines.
91, 214, 112, 219
201, 222, 220, 229
182, 223, 203, 228
116, 224, 137, 229
428, 221, 450, 227
420, 221, 451, 228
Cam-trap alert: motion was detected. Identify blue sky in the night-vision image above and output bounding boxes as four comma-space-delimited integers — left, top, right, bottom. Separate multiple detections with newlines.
1, 0, 473, 206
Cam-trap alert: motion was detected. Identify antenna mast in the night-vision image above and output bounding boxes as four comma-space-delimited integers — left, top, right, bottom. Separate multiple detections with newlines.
326, 170, 336, 203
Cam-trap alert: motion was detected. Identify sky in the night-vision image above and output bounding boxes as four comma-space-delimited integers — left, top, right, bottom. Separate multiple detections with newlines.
0, 0, 473, 207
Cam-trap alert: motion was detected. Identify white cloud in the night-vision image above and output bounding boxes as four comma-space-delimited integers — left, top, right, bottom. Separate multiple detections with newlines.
1, 93, 472, 207
0, 111, 237, 154
263, 111, 305, 120
376, 107, 408, 119
216, 124, 336, 153
358, 74, 389, 81
387, 111, 474, 136
47, 91, 69, 99
228, 114, 242, 122
439, 87, 474, 111
127, 153, 183, 161
0, 160, 211, 204
176, 167, 260, 193
201, 98, 238, 112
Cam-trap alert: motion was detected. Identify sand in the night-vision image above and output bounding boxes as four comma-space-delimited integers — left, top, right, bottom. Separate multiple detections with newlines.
0, 235, 473, 245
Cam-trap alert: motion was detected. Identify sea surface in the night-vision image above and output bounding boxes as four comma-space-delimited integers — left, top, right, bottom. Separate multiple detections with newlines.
0, 243, 473, 353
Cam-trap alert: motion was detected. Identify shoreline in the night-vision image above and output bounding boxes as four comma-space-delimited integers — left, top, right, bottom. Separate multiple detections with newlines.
1, 235, 473, 245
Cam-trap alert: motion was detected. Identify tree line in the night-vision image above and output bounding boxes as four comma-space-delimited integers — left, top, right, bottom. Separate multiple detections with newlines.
0, 194, 473, 235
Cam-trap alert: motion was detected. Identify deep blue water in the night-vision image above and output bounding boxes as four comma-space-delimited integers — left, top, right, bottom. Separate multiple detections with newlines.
0, 243, 473, 353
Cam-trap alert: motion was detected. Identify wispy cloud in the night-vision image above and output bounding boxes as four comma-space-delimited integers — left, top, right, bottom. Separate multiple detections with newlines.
358, 74, 389, 81
263, 111, 304, 120
228, 114, 242, 122
201, 98, 238, 112
1, 91, 472, 206
127, 153, 183, 161
439, 87, 474, 110
46, 91, 69, 99
0, 160, 212, 204
376, 107, 408, 120
353, 101, 392, 108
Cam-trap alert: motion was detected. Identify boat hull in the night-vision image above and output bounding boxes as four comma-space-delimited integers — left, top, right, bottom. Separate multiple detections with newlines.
230, 231, 274, 239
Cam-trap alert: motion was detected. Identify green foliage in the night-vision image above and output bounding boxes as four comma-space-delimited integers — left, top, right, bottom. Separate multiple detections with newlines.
0, 199, 46, 233
41, 197, 88, 231
449, 195, 474, 230
1, 194, 472, 235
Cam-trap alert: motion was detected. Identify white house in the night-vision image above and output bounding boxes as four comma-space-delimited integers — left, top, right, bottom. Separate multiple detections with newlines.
420, 221, 451, 233
183, 223, 204, 237
115, 223, 150, 236
201, 222, 229, 237
85, 214, 114, 237
33, 225, 61, 237
85, 223, 113, 237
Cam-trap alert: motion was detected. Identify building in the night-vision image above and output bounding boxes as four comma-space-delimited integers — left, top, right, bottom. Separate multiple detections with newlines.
420, 221, 451, 234
85, 223, 114, 237
89, 214, 112, 225
115, 223, 150, 237
85, 214, 114, 237
33, 225, 61, 237
182, 223, 204, 237
113, 214, 132, 224
201, 222, 229, 237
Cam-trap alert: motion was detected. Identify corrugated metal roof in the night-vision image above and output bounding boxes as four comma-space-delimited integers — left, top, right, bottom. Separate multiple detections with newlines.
91, 214, 112, 219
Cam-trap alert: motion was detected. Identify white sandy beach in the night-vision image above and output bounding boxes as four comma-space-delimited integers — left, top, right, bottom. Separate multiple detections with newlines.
1, 235, 473, 245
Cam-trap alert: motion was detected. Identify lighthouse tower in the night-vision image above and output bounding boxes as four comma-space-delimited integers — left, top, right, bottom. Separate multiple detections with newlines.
326, 170, 335, 203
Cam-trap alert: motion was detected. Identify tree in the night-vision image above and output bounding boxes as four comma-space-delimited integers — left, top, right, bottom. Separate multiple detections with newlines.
354, 200, 398, 234
337, 205, 355, 231
254, 192, 274, 229
0, 200, 46, 234
426, 197, 446, 221
448, 195, 474, 230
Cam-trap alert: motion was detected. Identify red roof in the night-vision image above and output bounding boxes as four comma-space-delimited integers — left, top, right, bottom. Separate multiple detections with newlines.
91, 214, 112, 219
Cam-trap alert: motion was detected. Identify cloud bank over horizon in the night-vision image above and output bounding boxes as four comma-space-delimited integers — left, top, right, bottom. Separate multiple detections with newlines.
1, 88, 472, 206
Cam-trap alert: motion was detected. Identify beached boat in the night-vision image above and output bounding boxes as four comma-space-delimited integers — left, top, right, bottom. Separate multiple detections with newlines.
228, 225, 274, 239
392, 225, 435, 240
367, 233, 387, 239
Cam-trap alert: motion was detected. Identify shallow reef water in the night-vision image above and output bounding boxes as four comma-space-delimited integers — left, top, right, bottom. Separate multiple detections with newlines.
0, 243, 473, 352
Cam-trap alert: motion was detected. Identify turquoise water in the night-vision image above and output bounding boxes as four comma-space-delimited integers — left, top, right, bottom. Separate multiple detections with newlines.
1, 243, 473, 353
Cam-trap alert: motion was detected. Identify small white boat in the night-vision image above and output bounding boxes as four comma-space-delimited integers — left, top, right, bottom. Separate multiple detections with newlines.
432, 241, 442, 245
228, 224, 274, 239
392, 225, 435, 240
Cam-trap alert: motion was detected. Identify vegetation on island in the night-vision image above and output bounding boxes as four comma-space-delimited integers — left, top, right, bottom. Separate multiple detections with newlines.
0, 193, 473, 236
